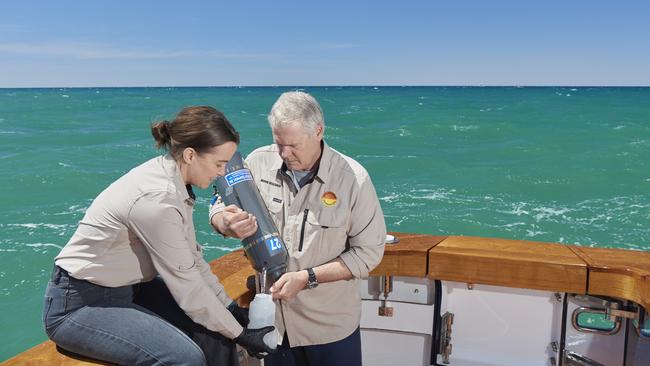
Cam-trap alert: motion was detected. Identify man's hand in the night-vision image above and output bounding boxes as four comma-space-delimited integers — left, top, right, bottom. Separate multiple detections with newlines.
269, 270, 309, 301
211, 205, 258, 239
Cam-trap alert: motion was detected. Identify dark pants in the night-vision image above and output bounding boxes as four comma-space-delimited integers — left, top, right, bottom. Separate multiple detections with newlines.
134, 277, 239, 366
43, 266, 238, 366
264, 328, 362, 366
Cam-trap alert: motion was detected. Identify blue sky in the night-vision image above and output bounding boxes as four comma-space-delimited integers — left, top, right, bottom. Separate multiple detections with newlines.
1, 1, 649, 87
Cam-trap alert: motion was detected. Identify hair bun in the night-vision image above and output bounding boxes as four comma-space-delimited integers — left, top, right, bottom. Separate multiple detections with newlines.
151, 120, 172, 149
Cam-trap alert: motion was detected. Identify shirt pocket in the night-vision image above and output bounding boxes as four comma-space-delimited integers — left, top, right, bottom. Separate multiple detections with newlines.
167, 229, 197, 272
297, 208, 348, 263
176, 256, 197, 272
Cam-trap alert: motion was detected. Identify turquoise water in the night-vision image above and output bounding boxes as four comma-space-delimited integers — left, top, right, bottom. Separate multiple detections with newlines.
1, 86, 649, 360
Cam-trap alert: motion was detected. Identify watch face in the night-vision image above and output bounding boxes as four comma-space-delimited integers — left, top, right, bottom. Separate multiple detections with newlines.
307, 268, 318, 288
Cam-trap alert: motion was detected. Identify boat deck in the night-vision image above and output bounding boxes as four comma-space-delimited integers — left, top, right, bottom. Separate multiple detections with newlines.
4, 233, 650, 365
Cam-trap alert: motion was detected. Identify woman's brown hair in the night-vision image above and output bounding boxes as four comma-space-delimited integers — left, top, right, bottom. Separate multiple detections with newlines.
151, 106, 239, 159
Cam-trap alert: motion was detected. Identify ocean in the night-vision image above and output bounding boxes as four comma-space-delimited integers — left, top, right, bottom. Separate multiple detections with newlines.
1, 86, 649, 360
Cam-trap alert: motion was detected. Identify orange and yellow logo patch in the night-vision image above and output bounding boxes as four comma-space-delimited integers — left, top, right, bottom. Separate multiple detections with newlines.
321, 191, 337, 207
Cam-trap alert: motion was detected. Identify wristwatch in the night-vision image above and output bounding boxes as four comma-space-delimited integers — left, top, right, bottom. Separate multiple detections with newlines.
306, 268, 318, 289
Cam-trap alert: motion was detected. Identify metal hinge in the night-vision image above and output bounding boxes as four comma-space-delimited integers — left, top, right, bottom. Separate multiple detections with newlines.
549, 341, 559, 365
439, 312, 454, 364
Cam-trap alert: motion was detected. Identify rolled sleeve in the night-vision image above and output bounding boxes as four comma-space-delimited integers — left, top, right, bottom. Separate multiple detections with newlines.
128, 193, 243, 339
208, 192, 226, 233
339, 175, 386, 279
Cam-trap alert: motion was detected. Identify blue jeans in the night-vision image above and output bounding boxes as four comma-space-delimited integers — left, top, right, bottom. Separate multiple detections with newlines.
43, 266, 238, 366
264, 328, 362, 366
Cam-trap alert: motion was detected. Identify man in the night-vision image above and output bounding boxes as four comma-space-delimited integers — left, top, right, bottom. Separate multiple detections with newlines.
210, 91, 386, 366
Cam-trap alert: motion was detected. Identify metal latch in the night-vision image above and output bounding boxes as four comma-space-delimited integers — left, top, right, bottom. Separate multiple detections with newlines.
378, 275, 394, 317
439, 312, 454, 364
606, 302, 637, 321
564, 350, 605, 366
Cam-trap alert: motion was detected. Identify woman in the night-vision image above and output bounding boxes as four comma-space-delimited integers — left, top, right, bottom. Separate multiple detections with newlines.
43, 106, 274, 366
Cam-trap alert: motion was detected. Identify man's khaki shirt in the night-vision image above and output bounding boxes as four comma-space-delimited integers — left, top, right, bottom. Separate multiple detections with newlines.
245, 142, 386, 346
56, 154, 243, 339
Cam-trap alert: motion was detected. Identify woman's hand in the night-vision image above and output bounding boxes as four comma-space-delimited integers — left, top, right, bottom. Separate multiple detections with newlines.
234, 326, 276, 358
227, 301, 250, 327
212, 205, 258, 239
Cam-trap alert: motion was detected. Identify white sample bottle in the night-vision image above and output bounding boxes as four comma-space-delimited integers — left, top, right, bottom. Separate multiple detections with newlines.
247, 293, 277, 349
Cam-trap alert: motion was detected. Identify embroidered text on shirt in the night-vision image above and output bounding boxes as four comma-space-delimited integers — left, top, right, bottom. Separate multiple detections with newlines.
261, 179, 282, 188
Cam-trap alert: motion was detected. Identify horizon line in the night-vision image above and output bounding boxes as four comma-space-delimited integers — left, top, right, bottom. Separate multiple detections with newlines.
2, 84, 650, 89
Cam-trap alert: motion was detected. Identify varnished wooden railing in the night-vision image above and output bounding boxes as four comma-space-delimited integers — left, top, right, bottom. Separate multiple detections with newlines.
3, 232, 649, 365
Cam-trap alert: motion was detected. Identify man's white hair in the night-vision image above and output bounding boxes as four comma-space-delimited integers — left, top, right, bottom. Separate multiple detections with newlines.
267, 91, 325, 135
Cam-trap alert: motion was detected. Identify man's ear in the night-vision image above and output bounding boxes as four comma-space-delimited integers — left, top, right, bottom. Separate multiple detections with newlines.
182, 147, 196, 165
315, 125, 324, 139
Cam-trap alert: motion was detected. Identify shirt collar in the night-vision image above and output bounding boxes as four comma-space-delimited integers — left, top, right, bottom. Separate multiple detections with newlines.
269, 153, 284, 171
162, 154, 195, 205
313, 141, 332, 183
276, 141, 329, 185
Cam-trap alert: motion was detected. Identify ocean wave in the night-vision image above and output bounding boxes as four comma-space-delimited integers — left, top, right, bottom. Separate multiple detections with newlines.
1, 222, 74, 242
200, 244, 238, 252
25, 243, 63, 250
52, 204, 90, 215
532, 206, 572, 221
356, 154, 416, 159
502, 222, 526, 228
410, 188, 456, 201
452, 125, 479, 131
4, 223, 69, 230
386, 214, 408, 226
379, 192, 401, 203
388, 127, 411, 137
356, 154, 397, 158
630, 139, 650, 146
0, 130, 25, 134
526, 229, 547, 237
499, 202, 529, 216
379, 184, 649, 249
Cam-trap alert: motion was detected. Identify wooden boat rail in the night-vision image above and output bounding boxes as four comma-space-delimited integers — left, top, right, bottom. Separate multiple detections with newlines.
3, 232, 649, 365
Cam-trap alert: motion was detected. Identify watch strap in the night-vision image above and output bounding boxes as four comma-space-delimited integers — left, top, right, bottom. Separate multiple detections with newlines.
306, 267, 318, 288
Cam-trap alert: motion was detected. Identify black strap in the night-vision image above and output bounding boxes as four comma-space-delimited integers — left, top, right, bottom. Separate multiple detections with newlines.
185, 184, 196, 200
